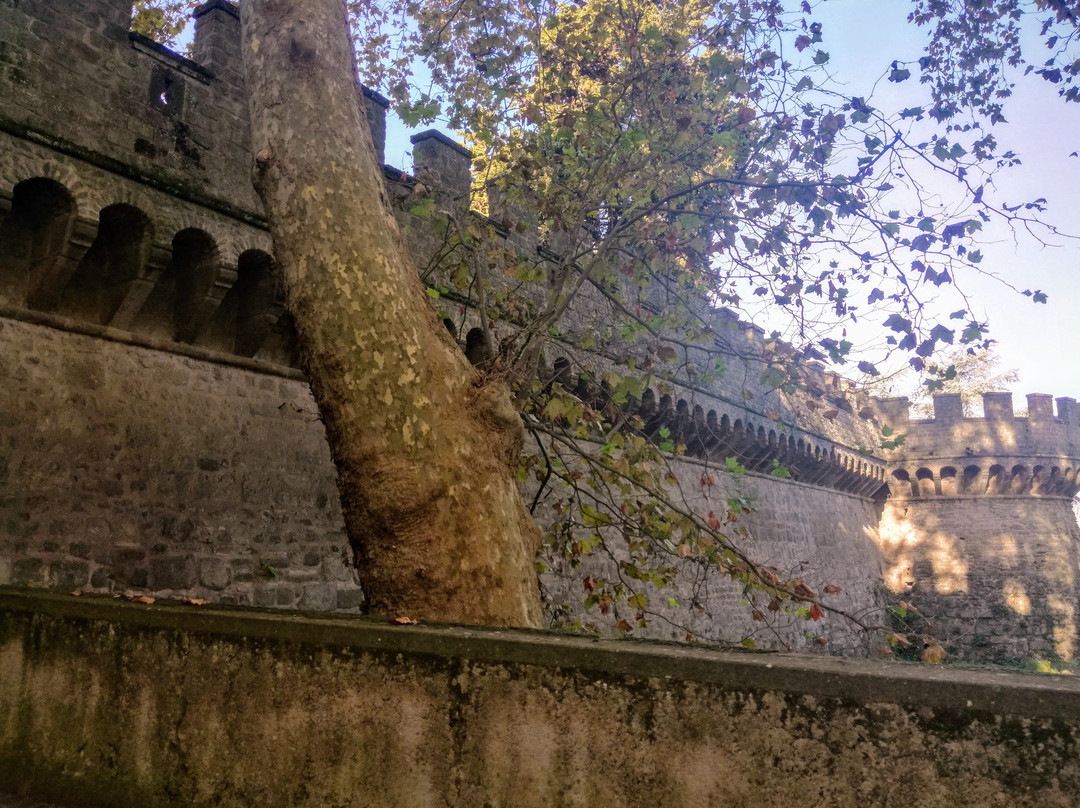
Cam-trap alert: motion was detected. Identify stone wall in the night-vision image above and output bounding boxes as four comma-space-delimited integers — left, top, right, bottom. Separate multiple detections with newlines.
0, 0, 893, 647
1, 0, 1078, 664
877, 496, 1080, 661
3, 589, 1080, 808
0, 312, 361, 611
539, 455, 884, 652
875, 393, 1080, 661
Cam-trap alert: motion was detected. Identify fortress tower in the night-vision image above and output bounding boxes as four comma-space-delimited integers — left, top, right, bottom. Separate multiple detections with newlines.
877, 393, 1080, 661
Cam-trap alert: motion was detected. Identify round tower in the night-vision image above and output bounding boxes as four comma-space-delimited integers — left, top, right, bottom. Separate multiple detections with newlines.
876, 392, 1080, 663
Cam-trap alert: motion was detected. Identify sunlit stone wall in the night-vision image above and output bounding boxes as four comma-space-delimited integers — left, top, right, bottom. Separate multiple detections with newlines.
877, 393, 1080, 662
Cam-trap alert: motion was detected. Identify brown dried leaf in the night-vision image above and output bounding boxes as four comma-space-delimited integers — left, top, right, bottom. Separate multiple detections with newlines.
390, 616, 418, 625
814, 636, 829, 646
808, 602, 824, 621
793, 581, 817, 600
70, 590, 83, 597
677, 543, 693, 558
131, 595, 155, 605
615, 620, 632, 633
186, 598, 210, 606
823, 584, 843, 595
886, 632, 913, 649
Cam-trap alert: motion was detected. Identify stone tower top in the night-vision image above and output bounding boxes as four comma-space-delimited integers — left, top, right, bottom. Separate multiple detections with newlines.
878, 393, 1080, 499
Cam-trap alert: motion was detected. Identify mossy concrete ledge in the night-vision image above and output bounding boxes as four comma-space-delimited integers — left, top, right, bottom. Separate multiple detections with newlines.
2, 588, 1080, 807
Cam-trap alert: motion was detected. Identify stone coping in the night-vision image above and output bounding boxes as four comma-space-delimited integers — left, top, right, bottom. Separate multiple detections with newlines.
3, 586, 1078, 720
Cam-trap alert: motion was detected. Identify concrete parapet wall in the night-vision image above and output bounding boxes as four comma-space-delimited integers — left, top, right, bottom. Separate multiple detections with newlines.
2, 589, 1080, 808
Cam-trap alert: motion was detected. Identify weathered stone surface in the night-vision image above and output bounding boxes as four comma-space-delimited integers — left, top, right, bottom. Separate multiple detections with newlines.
2, 589, 1080, 808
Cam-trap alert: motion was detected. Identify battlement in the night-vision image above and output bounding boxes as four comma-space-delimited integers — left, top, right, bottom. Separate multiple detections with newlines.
876, 393, 1080, 499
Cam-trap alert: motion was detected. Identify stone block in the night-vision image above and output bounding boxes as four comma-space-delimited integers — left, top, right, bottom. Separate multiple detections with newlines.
149, 556, 197, 590
275, 584, 301, 606
299, 583, 336, 612
12, 557, 45, 586
199, 557, 230, 591
336, 586, 365, 611
230, 558, 255, 583
49, 559, 89, 590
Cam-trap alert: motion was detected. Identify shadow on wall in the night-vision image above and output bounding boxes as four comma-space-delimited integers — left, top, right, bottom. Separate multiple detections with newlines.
871, 499, 1080, 662
0, 176, 299, 366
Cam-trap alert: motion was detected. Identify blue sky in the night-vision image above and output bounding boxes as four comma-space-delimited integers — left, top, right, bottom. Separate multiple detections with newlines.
375, 0, 1080, 403
810, 0, 1080, 400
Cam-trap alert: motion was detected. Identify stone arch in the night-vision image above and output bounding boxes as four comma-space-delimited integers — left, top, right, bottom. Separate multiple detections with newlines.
961, 465, 982, 494
3, 156, 94, 218
890, 468, 915, 498
1009, 464, 1030, 495
915, 467, 936, 497
464, 327, 490, 366
54, 203, 154, 324
986, 464, 1006, 495
199, 248, 280, 357
1031, 465, 1049, 495
132, 227, 221, 343
0, 177, 78, 306
940, 466, 958, 496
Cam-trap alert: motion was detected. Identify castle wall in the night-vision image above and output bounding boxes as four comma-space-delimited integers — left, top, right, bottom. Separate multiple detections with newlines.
539, 460, 883, 652
0, 0, 258, 214
0, 311, 361, 610
16, 0, 1080, 662
877, 496, 1080, 661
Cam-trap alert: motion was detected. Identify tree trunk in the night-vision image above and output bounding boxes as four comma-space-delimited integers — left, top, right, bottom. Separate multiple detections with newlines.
239, 0, 543, 627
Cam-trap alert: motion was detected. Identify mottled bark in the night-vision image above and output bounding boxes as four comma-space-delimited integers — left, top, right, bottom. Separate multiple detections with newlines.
239, 0, 542, 626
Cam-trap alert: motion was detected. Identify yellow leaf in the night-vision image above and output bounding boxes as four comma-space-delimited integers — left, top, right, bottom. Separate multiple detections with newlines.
922, 643, 946, 664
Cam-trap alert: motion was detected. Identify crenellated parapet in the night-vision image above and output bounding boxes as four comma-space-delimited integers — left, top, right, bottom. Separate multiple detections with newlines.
876, 392, 1080, 500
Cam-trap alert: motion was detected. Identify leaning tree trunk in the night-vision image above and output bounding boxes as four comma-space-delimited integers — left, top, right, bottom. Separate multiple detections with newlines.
239, 0, 542, 626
